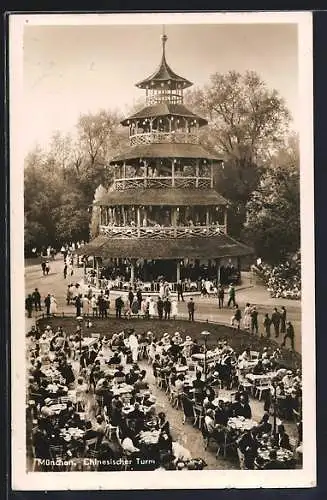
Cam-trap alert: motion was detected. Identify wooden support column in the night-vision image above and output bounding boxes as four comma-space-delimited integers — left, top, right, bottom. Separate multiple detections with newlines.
195, 159, 199, 188
123, 162, 126, 189
137, 207, 141, 237
122, 206, 126, 226
96, 258, 100, 289
224, 207, 228, 234
172, 160, 175, 187
206, 208, 210, 227
216, 258, 221, 285
176, 260, 181, 283
210, 162, 214, 188
130, 259, 135, 284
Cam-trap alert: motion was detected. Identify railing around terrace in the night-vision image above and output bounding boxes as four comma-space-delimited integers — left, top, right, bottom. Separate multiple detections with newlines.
114, 176, 211, 190
99, 224, 227, 239
129, 131, 200, 146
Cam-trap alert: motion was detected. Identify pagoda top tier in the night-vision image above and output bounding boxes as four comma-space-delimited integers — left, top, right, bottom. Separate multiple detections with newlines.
135, 33, 193, 92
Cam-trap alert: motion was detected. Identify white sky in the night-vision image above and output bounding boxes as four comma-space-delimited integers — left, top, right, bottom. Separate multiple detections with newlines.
23, 21, 298, 154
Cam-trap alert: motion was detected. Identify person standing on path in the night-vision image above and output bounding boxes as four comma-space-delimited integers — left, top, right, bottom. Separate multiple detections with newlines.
63, 263, 67, 279
231, 304, 242, 331
49, 294, 57, 316
75, 294, 82, 317
218, 285, 225, 309
271, 307, 281, 338
41, 261, 46, 276
250, 306, 259, 335
243, 303, 251, 330
45, 261, 50, 275
263, 313, 272, 338
32, 288, 41, 311
157, 296, 164, 320
176, 281, 184, 302
91, 294, 98, 317
280, 306, 287, 334
281, 321, 295, 350
187, 298, 195, 321
115, 296, 124, 319
25, 294, 33, 318
136, 289, 142, 310
44, 293, 51, 316
227, 285, 236, 308
128, 288, 134, 309
164, 298, 171, 320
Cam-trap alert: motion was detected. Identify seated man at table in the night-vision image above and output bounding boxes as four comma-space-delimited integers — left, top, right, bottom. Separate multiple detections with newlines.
84, 420, 102, 449
237, 429, 259, 469
256, 412, 272, 436
167, 340, 181, 361
114, 365, 126, 384
233, 393, 252, 419
263, 449, 287, 469
215, 400, 229, 427
239, 347, 251, 363
273, 424, 292, 450
134, 371, 149, 392
252, 358, 265, 375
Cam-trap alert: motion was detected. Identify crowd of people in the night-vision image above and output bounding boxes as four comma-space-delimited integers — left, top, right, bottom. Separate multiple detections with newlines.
26, 324, 302, 471
253, 255, 301, 300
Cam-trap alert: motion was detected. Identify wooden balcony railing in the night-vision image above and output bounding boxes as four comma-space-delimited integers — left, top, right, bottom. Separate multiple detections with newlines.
130, 131, 200, 146
114, 176, 211, 191
99, 224, 227, 239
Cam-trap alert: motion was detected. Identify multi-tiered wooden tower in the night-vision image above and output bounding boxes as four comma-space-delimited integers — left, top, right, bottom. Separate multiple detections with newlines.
82, 33, 252, 287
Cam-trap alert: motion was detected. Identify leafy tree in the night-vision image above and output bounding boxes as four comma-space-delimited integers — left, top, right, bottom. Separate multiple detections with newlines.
243, 135, 300, 264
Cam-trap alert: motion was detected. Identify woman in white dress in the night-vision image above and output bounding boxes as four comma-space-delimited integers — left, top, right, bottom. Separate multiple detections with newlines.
50, 294, 57, 315
243, 302, 251, 330
171, 299, 178, 319
149, 298, 156, 318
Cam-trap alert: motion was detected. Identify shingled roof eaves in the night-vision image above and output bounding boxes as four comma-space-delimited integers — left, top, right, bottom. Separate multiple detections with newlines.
135, 53, 193, 89
110, 143, 222, 163
95, 188, 228, 207
121, 103, 207, 127
77, 235, 253, 260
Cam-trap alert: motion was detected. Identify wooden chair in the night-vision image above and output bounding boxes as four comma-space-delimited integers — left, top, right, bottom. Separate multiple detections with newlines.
193, 404, 204, 429
254, 379, 271, 400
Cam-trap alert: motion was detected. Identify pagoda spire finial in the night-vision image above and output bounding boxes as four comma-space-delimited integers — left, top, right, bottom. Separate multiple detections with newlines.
161, 25, 168, 56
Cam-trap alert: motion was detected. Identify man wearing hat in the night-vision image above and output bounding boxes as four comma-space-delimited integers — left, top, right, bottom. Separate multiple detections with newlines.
128, 329, 139, 363
281, 321, 295, 350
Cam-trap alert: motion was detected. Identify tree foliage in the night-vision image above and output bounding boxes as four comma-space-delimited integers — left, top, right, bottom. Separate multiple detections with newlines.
243, 134, 300, 263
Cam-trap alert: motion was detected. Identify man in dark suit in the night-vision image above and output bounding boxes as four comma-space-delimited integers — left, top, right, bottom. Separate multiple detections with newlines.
233, 394, 252, 419
271, 307, 281, 338
176, 281, 184, 302
164, 298, 171, 320
187, 298, 195, 321
115, 296, 124, 318
157, 297, 164, 320
44, 294, 51, 316
32, 288, 42, 311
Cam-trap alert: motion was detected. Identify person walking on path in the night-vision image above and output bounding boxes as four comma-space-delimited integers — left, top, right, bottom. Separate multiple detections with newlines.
280, 306, 287, 334
25, 294, 33, 318
250, 306, 259, 335
187, 298, 195, 321
136, 289, 143, 310
227, 285, 236, 308
281, 321, 295, 350
271, 307, 281, 338
45, 261, 50, 276
218, 285, 225, 309
44, 293, 51, 316
91, 294, 98, 317
231, 304, 242, 331
263, 313, 272, 339
50, 294, 57, 316
176, 281, 184, 302
32, 288, 41, 311
41, 261, 46, 276
63, 263, 68, 279
171, 298, 178, 320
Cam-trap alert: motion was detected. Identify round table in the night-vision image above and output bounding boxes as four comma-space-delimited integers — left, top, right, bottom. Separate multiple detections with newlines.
255, 446, 295, 469
227, 417, 258, 433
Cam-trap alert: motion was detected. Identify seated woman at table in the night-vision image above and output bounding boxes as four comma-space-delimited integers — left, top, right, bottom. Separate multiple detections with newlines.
252, 359, 265, 375
204, 409, 226, 440
59, 360, 75, 388
233, 393, 252, 419
83, 420, 102, 449
31, 360, 46, 385
215, 400, 229, 427
125, 367, 138, 385
256, 412, 272, 436
157, 412, 173, 453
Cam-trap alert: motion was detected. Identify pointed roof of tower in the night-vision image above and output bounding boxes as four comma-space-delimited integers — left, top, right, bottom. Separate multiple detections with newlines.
135, 32, 193, 90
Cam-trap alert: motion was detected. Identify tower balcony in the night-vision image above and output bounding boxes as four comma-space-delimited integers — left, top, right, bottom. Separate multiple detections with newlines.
130, 131, 200, 147
114, 175, 212, 191
99, 223, 227, 239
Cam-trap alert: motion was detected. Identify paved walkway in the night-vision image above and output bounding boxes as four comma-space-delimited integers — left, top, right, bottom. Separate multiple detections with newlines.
25, 256, 301, 353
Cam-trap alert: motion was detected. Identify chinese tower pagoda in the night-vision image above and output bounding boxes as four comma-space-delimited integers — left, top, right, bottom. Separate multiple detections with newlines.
82, 33, 252, 288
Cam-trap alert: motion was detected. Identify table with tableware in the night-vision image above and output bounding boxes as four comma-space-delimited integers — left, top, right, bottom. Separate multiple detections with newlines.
255, 446, 296, 469
227, 416, 258, 433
